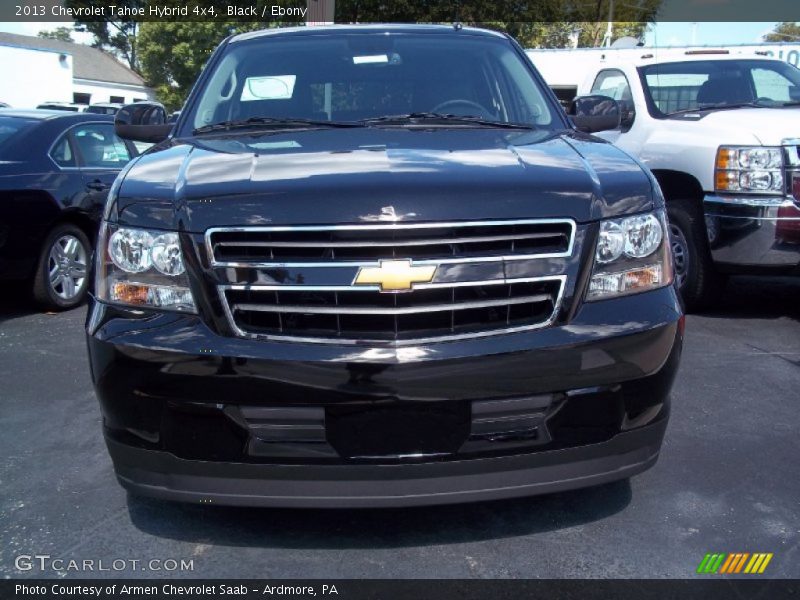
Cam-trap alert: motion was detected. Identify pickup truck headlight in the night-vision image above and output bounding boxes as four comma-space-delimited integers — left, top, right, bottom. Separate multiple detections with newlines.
587, 210, 672, 301
715, 146, 784, 194
96, 224, 196, 312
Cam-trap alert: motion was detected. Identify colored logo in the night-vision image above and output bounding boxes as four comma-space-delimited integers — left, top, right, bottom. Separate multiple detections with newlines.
354, 259, 437, 292
697, 553, 773, 574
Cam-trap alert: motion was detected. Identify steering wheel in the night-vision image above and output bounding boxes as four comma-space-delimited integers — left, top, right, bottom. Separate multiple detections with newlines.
431, 99, 493, 119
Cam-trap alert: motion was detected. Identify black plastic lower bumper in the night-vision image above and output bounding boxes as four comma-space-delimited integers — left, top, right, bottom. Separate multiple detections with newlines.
107, 419, 665, 508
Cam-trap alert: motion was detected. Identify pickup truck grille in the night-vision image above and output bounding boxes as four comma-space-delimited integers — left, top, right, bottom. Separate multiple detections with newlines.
208, 220, 573, 345
785, 143, 800, 202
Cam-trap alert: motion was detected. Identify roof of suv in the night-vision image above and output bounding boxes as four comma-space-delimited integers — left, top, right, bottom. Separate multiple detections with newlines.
603, 52, 781, 69
231, 24, 507, 43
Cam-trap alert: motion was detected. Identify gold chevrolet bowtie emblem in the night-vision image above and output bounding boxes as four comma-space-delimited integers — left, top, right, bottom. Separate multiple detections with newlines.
354, 259, 437, 292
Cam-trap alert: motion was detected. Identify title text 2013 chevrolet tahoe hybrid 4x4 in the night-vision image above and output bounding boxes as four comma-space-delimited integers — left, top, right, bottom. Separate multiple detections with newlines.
571, 53, 800, 310
86, 25, 683, 507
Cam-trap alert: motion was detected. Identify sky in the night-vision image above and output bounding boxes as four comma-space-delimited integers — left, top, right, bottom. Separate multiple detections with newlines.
0, 21, 93, 43
644, 22, 781, 46
0, 21, 789, 48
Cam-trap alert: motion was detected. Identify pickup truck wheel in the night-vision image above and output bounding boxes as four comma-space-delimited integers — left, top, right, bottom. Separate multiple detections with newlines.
32, 223, 92, 311
666, 199, 725, 312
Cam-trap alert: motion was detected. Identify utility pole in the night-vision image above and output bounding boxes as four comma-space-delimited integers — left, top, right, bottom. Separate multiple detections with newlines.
602, 0, 614, 47
306, 0, 334, 26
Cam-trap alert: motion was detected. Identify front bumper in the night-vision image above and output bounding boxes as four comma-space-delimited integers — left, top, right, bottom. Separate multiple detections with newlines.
87, 285, 682, 507
704, 195, 800, 272
107, 421, 665, 508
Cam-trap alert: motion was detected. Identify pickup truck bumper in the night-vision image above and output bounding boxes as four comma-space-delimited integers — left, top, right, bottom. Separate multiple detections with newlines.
704, 195, 800, 273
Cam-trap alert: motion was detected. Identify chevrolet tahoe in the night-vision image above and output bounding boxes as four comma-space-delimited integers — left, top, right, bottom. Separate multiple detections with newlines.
86, 25, 683, 507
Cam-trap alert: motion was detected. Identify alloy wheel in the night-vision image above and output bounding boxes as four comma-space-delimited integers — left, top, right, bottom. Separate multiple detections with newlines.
47, 234, 88, 300
669, 223, 690, 290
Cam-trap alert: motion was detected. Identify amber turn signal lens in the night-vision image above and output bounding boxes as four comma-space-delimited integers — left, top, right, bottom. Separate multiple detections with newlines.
715, 147, 735, 170
111, 282, 150, 305
715, 170, 736, 191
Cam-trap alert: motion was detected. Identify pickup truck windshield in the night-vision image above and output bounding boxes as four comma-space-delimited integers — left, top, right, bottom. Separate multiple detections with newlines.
641, 59, 800, 116
184, 32, 558, 134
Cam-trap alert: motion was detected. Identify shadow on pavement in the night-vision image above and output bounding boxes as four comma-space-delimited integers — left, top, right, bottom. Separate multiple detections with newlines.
699, 275, 799, 320
0, 286, 39, 323
0, 287, 89, 323
126, 479, 632, 549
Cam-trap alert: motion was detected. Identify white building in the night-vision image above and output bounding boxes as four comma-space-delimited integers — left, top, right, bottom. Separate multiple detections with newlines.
0, 32, 154, 108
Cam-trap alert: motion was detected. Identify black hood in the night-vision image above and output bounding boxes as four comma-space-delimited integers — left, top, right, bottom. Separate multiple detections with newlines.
111, 127, 655, 231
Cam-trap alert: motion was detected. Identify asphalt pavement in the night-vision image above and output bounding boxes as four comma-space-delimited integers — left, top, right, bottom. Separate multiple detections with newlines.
1, 276, 798, 579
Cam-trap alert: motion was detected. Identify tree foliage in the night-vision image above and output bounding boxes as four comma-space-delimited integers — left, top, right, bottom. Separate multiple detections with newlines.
763, 22, 800, 43
65, 0, 144, 71
137, 22, 277, 110
37, 27, 75, 42
335, 0, 659, 48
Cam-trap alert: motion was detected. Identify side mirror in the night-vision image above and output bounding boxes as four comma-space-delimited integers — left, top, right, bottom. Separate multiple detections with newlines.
115, 102, 172, 143
619, 101, 636, 130
568, 95, 621, 133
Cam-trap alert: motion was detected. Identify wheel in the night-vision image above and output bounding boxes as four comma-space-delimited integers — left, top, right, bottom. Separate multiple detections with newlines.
32, 223, 92, 311
666, 199, 726, 312
430, 99, 493, 119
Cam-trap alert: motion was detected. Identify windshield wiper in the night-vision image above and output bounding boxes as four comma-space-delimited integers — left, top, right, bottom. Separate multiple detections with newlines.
193, 117, 362, 134
360, 112, 535, 129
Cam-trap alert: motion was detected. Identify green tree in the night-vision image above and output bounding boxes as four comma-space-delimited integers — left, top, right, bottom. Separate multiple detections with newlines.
66, 0, 144, 71
477, 22, 577, 48
763, 22, 800, 43
136, 0, 303, 109
574, 22, 651, 48
137, 22, 275, 110
37, 27, 74, 42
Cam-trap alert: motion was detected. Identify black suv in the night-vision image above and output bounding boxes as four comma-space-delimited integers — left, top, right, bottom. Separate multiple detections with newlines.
86, 25, 683, 507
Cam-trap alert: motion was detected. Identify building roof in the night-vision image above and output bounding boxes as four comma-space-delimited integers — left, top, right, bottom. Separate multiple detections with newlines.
0, 32, 145, 87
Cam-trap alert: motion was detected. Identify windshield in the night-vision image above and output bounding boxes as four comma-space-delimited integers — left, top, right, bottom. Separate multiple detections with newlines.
0, 116, 37, 156
183, 32, 559, 134
640, 59, 800, 116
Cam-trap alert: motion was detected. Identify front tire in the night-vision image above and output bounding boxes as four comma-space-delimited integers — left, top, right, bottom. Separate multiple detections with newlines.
666, 199, 725, 312
32, 223, 91, 311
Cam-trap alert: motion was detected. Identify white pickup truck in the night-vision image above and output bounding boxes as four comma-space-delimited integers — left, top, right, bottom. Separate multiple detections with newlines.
537, 50, 800, 309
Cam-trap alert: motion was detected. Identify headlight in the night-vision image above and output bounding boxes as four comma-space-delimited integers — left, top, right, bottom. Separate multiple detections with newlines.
96, 224, 196, 312
715, 146, 784, 194
586, 210, 672, 301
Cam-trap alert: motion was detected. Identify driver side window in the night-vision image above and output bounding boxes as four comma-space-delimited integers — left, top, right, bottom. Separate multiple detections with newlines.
591, 69, 634, 129
591, 69, 632, 102
751, 68, 794, 102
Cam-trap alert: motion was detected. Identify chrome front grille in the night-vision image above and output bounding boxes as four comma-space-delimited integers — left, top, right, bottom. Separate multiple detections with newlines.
206, 219, 574, 267
209, 220, 574, 345
784, 142, 800, 202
